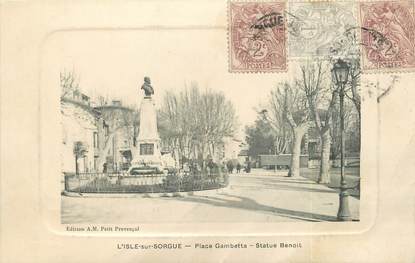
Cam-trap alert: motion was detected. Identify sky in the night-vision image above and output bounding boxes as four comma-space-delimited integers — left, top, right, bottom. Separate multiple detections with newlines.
44, 29, 293, 140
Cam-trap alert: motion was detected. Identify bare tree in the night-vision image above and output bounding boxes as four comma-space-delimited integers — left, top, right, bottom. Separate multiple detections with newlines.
201, 89, 237, 161
299, 61, 336, 184
274, 136, 288, 155
270, 82, 310, 177
348, 59, 361, 121
262, 99, 291, 155
158, 90, 185, 164
60, 69, 80, 98
95, 106, 138, 172
330, 99, 354, 161
159, 83, 237, 166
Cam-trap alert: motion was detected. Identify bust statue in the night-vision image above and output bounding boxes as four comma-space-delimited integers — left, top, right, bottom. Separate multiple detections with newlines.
141, 76, 154, 97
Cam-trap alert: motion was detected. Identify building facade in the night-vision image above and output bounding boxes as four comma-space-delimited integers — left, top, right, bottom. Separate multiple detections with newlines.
61, 89, 138, 174
61, 96, 99, 173
93, 101, 138, 172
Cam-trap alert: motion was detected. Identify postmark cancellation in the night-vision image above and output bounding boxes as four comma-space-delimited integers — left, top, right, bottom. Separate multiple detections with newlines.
288, 1, 358, 59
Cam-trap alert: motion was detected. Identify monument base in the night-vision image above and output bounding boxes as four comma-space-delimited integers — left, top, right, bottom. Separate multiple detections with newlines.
128, 94, 163, 175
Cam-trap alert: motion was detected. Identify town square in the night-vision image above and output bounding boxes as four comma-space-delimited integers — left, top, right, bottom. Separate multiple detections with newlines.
61, 60, 361, 223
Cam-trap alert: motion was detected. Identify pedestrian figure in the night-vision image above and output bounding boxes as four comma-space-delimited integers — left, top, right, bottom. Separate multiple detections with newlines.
227, 162, 234, 174
245, 162, 251, 173
236, 163, 241, 173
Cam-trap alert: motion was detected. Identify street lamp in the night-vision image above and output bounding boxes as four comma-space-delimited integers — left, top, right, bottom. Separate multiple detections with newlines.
332, 59, 352, 221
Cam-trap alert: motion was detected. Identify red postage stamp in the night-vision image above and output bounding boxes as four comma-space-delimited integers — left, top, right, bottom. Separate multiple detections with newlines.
360, 1, 415, 71
228, 2, 286, 73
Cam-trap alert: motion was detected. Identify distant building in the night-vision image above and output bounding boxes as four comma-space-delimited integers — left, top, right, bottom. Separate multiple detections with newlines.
205, 138, 239, 163
94, 101, 138, 172
61, 91, 99, 173
237, 142, 249, 165
61, 89, 138, 174
223, 138, 242, 160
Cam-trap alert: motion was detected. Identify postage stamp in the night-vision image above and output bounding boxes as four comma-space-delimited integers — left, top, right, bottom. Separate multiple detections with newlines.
359, 1, 415, 71
228, 2, 286, 73
287, 1, 358, 59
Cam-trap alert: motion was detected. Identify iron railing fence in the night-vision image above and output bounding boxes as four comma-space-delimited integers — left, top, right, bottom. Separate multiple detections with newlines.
64, 170, 229, 194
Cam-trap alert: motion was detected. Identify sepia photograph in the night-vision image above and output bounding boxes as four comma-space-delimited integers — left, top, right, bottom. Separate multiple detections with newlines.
58, 8, 363, 223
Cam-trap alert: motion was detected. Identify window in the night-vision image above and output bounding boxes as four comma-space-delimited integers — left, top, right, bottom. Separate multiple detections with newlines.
83, 156, 88, 172
140, 143, 154, 155
103, 121, 109, 137
93, 132, 98, 148
94, 156, 98, 171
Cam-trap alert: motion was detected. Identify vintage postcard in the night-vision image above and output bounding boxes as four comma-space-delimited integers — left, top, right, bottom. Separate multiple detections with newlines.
1, 0, 415, 262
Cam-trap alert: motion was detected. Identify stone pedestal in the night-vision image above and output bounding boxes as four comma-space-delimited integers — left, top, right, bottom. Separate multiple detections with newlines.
131, 96, 162, 168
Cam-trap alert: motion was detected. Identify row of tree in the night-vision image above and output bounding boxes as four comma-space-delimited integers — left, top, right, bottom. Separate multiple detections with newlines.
158, 83, 238, 166
247, 59, 361, 184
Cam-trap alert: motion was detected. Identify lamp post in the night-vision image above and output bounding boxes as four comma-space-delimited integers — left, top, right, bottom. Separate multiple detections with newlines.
332, 59, 352, 221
